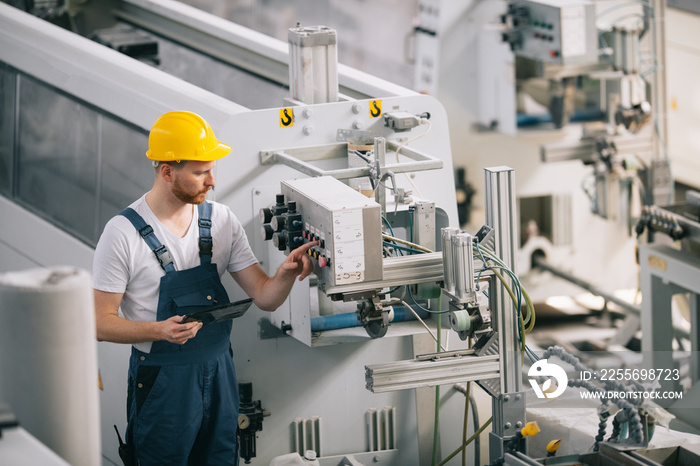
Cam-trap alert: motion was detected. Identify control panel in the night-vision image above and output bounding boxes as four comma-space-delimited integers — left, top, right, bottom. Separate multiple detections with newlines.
502, 0, 597, 66
260, 176, 383, 289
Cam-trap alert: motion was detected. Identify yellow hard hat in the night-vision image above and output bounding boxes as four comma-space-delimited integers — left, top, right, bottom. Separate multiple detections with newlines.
146, 111, 232, 162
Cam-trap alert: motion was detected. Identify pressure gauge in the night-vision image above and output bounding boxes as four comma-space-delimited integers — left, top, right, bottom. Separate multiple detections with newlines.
238, 414, 250, 429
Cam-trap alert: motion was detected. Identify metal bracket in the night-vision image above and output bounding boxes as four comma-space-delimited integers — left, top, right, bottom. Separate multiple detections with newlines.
365, 350, 500, 393
260, 141, 442, 180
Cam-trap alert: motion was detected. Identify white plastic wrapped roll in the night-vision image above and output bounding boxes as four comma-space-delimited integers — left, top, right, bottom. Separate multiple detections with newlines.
0, 267, 100, 466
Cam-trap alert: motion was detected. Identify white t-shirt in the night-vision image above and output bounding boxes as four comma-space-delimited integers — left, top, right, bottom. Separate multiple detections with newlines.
92, 195, 258, 352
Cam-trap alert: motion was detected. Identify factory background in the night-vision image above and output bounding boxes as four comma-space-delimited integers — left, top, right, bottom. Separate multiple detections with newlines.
1, 1, 700, 465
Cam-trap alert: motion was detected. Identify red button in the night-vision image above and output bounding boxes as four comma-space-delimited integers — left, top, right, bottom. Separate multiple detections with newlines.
319, 256, 327, 268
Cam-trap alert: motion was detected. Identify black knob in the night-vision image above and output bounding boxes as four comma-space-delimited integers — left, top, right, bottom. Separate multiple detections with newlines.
239, 382, 253, 405
275, 194, 285, 206
261, 224, 274, 241
272, 232, 287, 251
271, 215, 286, 232
287, 201, 297, 213
260, 207, 273, 224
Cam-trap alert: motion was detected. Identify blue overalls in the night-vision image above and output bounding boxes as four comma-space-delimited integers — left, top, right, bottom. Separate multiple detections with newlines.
120, 201, 239, 466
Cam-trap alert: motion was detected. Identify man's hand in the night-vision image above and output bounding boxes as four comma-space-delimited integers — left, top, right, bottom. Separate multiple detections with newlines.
281, 241, 317, 281
229, 241, 319, 312
159, 315, 203, 344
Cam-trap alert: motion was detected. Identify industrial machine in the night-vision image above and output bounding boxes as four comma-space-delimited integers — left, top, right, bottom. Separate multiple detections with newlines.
1, 1, 699, 466
488, 0, 671, 251
633, 191, 700, 434
410, 0, 670, 308
501, 0, 671, 227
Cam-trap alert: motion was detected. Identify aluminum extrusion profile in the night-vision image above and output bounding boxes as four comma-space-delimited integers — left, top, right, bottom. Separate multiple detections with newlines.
365, 353, 500, 393
541, 131, 654, 163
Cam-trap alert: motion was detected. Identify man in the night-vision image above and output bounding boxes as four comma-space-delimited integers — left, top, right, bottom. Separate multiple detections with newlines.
93, 111, 315, 465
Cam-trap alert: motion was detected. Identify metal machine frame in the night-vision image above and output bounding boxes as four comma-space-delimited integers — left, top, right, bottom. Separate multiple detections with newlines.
365, 167, 529, 461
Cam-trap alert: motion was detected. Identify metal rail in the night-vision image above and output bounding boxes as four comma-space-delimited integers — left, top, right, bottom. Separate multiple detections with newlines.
322, 252, 444, 295
365, 352, 500, 393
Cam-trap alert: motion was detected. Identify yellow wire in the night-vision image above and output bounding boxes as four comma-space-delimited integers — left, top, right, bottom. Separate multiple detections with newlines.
436, 417, 493, 466
523, 287, 535, 333
382, 234, 434, 253
489, 268, 526, 360
476, 245, 537, 336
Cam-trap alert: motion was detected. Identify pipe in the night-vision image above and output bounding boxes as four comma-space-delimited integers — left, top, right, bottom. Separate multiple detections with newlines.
532, 255, 690, 340
533, 255, 641, 316
310, 305, 429, 332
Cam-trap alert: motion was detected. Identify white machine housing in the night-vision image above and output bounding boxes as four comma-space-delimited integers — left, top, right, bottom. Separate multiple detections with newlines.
280, 176, 383, 288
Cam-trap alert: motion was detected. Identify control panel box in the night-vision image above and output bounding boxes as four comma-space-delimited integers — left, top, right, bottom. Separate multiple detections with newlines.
280, 176, 383, 288
506, 0, 597, 66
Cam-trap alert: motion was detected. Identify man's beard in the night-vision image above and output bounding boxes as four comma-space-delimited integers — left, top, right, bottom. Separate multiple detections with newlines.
172, 181, 209, 204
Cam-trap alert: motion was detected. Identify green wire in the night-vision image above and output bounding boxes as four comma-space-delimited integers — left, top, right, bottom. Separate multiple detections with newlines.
523, 287, 535, 333
436, 417, 493, 466
477, 244, 537, 336
490, 268, 527, 360
476, 242, 533, 361
383, 241, 424, 255
381, 215, 395, 237
432, 293, 442, 466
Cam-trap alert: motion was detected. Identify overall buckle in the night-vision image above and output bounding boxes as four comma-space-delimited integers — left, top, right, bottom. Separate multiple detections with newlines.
154, 246, 173, 269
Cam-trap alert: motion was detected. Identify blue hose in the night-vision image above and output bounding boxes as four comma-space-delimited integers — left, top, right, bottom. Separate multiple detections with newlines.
516, 109, 604, 127
310, 305, 429, 332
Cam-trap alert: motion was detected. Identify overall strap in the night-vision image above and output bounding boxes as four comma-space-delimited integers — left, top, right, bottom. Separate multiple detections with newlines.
197, 201, 213, 265
119, 208, 176, 273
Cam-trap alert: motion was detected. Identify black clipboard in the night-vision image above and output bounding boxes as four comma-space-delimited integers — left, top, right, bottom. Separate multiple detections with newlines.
180, 298, 254, 326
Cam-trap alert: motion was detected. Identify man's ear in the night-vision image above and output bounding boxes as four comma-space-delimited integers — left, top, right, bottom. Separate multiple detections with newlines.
160, 163, 173, 182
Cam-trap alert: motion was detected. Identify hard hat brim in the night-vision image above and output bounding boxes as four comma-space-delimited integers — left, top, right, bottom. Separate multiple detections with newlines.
202, 142, 232, 162
146, 142, 233, 162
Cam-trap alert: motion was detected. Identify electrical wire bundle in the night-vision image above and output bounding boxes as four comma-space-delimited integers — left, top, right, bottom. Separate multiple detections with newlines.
379, 220, 541, 466
474, 242, 538, 364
